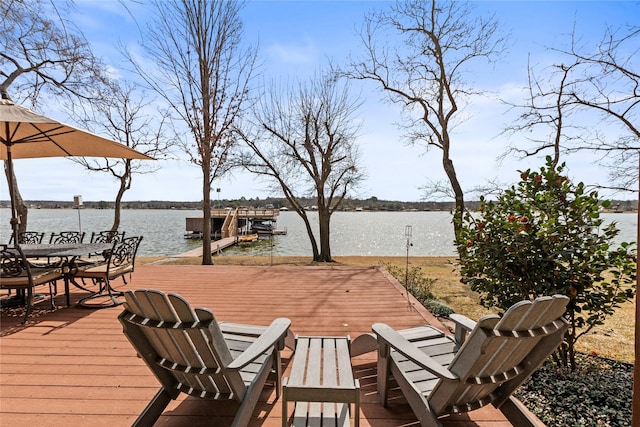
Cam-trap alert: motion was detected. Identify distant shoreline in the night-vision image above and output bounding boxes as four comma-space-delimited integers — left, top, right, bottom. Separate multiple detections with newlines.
1, 201, 638, 213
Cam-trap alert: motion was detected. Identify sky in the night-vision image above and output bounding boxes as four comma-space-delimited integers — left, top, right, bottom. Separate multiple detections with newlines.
1, 0, 638, 203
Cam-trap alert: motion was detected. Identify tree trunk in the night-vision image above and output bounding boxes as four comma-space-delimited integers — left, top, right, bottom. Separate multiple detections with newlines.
298, 209, 320, 261
567, 314, 577, 371
111, 178, 126, 233
202, 171, 213, 265
317, 206, 332, 262
633, 157, 639, 426
443, 157, 464, 244
15, 190, 27, 236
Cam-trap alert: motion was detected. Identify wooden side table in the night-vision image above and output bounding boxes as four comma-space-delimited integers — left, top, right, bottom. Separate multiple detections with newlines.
282, 336, 360, 427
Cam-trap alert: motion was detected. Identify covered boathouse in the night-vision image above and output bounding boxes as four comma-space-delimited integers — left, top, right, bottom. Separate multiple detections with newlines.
185, 208, 280, 239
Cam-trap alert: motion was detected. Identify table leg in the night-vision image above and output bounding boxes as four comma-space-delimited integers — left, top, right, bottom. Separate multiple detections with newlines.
64, 274, 70, 307
63, 257, 101, 306
282, 378, 288, 427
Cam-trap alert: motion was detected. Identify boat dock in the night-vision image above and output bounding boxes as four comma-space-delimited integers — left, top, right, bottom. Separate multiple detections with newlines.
185, 208, 281, 239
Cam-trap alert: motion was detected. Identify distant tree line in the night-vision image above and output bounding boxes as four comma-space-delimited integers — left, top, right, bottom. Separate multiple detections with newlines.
2, 198, 636, 213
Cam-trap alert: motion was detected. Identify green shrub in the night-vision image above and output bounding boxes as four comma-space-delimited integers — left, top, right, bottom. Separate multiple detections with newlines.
423, 299, 455, 317
456, 157, 636, 370
382, 262, 453, 316
383, 263, 435, 297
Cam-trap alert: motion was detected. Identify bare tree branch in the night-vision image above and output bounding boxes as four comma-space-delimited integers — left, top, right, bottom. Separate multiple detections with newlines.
66, 81, 176, 232
504, 21, 639, 193
237, 71, 364, 262
342, 0, 508, 247
1, 0, 110, 234
0, 0, 108, 104
126, 0, 257, 264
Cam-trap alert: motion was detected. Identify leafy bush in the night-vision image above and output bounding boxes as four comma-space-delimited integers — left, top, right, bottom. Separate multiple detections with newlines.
383, 263, 436, 296
422, 299, 455, 317
456, 157, 636, 369
382, 263, 454, 316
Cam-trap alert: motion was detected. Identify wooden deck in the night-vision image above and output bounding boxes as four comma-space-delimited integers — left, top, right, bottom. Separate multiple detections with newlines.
1, 264, 519, 426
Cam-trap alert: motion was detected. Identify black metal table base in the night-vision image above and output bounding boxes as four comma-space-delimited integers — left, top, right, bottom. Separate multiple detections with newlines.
78, 286, 124, 308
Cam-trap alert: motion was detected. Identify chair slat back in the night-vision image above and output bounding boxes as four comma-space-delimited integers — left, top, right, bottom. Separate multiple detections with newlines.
105, 236, 142, 272
8, 231, 45, 244
90, 230, 125, 244
119, 289, 247, 400
49, 231, 85, 244
0, 244, 32, 285
429, 295, 569, 415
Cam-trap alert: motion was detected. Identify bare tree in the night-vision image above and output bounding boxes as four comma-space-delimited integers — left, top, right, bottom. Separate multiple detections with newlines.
561, 26, 639, 191
68, 81, 175, 232
344, 0, 507, 243
501, 59, 577, 169
504, 25, 639, 192
1, 0, 108, 234
237, 73, 364, 262
128, 0, 257, 265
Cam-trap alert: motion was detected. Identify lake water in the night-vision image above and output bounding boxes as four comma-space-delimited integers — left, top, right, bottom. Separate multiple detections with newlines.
1, 209, 637, 258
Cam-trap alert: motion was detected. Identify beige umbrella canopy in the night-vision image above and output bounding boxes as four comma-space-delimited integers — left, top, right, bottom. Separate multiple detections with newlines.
0, 98, 153, 242
0, 99, 152, 160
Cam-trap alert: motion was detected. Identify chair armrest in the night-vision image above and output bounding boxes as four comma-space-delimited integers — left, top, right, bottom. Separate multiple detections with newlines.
372, 323, 458, 382
449, 313, 477, 345
227, 317, 291, 370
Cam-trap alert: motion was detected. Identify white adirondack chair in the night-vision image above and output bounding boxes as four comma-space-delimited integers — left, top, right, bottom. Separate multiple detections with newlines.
373, 295, 569, 427
119, 289, 292, 427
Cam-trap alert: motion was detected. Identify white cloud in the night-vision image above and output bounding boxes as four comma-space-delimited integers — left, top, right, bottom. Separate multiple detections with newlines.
266, 41, 318, 65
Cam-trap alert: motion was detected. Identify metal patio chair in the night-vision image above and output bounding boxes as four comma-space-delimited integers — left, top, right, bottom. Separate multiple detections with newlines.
0, 244, 63, 324
49, 231, 85, 244
74, 236, 143, 308
8, 231, 45, 244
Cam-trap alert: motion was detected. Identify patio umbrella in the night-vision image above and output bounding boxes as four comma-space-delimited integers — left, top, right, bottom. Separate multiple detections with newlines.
0, 98, 153, 243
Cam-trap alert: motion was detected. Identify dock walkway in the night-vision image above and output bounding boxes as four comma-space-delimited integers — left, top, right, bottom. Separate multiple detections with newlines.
171, 236, 237, 258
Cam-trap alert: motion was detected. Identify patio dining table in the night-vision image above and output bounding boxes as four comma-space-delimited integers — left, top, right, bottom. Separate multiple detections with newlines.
20, 243, 113, 306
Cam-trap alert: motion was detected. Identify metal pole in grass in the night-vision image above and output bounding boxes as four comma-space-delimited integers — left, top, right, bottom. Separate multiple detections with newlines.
405, 225, 412, 306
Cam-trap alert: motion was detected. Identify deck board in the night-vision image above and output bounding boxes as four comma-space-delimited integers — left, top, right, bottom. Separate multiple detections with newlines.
1, 264, 514, 426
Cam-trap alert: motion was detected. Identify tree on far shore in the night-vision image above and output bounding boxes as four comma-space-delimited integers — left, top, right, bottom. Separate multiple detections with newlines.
237, 71, 364, 262
128, 0, 257, 265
